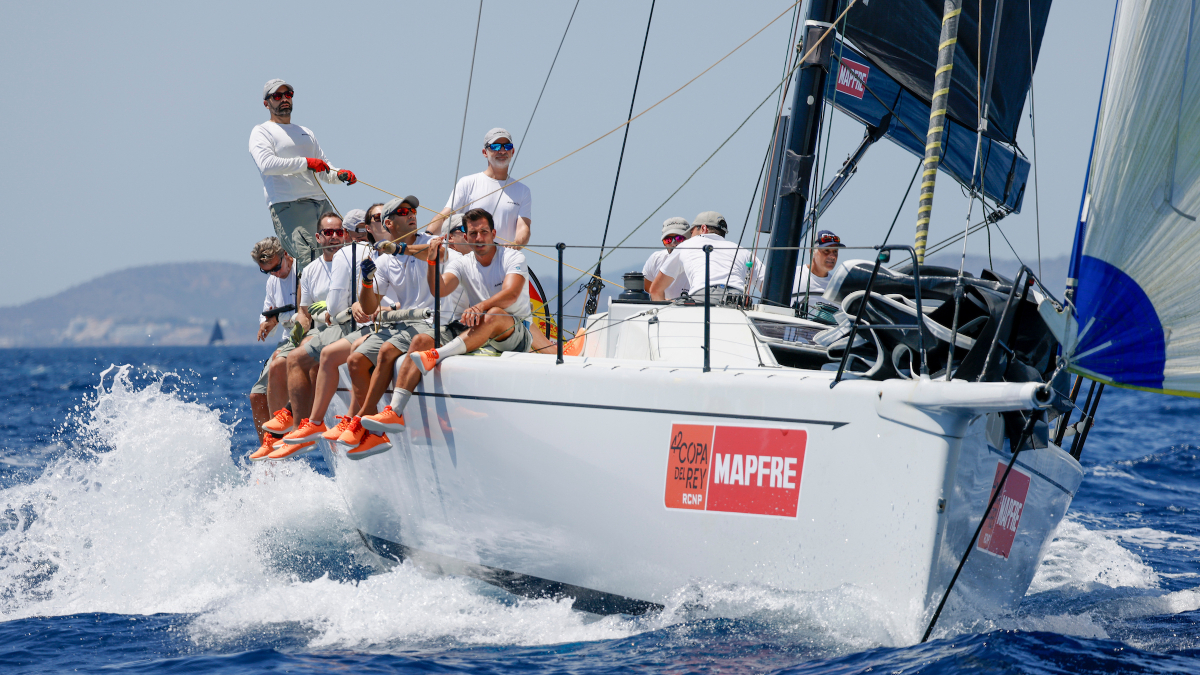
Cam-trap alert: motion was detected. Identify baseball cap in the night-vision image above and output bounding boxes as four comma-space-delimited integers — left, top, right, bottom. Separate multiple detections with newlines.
442, 213, 465, 236
342, 209, 367, 233
662, 217, 690, 238
263, 79, 291, 99
692, 211, 728, 236
383, 196, 420, 219
484, 128, 513, 145
816, 230, 845, 247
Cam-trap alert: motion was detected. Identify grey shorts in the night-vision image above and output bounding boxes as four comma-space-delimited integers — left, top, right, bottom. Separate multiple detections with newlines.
269, 197, 333, 274
249, 341, 296, 394
302, 322, 359, 360
487, 315, 533, 353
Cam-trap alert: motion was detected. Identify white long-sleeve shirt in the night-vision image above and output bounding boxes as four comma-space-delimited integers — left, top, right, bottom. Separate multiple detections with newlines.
326, 242, 397, 328
249, 122, 341, 206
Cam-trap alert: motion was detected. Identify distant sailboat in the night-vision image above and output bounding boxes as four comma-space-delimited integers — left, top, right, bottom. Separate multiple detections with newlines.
208, 320, 225, 346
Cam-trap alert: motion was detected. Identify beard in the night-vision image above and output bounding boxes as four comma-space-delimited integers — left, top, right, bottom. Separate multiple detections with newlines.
488, 155, 511, 170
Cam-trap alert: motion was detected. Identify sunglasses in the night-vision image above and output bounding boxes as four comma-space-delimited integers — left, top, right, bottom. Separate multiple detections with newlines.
389, 206, 418, 217
259, 258, 284, 274
817, 234, 841, 246
319, 228, 344, 237
663, 234, 686, 246
486, 142, 514, 152
368, 213, 383, 222
267, 90, 294, 101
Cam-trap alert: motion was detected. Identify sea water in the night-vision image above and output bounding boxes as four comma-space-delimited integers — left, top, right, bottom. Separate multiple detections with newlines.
1, 346, 1198, 673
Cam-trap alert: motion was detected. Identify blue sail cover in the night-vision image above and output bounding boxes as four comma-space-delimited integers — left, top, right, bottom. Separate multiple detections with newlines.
824, 41, 1029, 212
1068, 0, 1200, 396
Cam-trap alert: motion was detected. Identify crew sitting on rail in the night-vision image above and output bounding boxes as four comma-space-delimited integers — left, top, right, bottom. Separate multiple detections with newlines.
649, 211, 761, 304
408, 208, 536, 375
248, 236, 297, 461
792, 229, 843, 299
271, 203, 394, 458
642, 217, 691, 299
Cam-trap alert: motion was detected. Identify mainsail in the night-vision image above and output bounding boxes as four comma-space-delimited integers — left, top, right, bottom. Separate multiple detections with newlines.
1066, 0, 1200, 395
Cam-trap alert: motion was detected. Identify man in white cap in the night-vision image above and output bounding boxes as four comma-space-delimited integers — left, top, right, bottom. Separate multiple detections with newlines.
428, 128, 532, 247
642, 217, 691, 299
650, 211, 762, 304
249, 78, 357, 274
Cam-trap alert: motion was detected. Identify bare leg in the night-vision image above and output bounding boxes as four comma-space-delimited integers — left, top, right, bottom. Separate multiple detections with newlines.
360, 342, 401, 416
267, 353, 289, 414
529, 327, 555, 354
249, 393, 270, 439
286, 349, 317, 421
455, 309, 519, 352
346, 351, 373, 416
309, 339, 354, 421
397, 334, 434, 393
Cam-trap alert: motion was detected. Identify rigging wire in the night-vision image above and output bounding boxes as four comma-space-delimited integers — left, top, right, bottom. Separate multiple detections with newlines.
1028, 0, 1043, 278
453, 1, 484, 188
881, 160, 925, 245
585, 0, 656, 321
512, 0, 581, 171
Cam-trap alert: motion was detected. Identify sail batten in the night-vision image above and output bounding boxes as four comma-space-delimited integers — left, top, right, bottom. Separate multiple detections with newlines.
1068, 0, 1200, 395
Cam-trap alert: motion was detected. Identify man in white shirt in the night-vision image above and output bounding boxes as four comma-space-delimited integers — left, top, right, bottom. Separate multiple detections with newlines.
642, 217, 691, 298
792, 229, 844, 300
427, 128, 532, 247
247, 236, 298, 461
409, 208, 534, 377
249, 79, 357, 274
650, 211, 762, 304
297, 212, 345, 334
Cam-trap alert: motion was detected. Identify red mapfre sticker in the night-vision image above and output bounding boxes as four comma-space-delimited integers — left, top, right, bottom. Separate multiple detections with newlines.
977, 462, 1031, 559
835, 57, 869, 99
664, 424, 806, 517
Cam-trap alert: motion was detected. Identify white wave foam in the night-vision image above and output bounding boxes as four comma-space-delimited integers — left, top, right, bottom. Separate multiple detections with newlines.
1028, 518, 1159, 594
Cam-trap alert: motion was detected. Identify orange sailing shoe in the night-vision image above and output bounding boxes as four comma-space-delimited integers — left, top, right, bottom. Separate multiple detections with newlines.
262, 408, 295, 435
337, 416, 366, 447
347, 432, 391, 460
248, 436, 276, 462
323, 415, 353, 440
282, 418, 328, 445
410, 349, 440, 375
267, 439, 317, 459
361, 406, 406, 433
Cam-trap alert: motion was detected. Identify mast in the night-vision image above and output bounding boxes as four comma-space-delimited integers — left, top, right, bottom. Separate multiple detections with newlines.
761, 0, 840, 307
913, 0, 964, 264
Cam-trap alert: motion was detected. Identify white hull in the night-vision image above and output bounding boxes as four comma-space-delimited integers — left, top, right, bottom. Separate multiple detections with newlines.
318, 306, 1081, 628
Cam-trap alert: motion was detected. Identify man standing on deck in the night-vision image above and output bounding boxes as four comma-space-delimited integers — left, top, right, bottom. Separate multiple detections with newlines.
249, 79, 357, 273
427, 128, 532, 247
642, 217, 691, 298
649, 211, 762, 304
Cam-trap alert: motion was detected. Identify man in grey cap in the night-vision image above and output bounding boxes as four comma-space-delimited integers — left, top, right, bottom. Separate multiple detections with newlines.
650, 211, 762, 304
428, 128, 532, 247
249, 78, 357, 274
642, 217, 691, 299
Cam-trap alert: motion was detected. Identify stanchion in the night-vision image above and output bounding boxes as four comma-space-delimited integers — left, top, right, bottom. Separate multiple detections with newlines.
703, 244, 712, 373
434, 249, 442, 348
557, 243, 565, 364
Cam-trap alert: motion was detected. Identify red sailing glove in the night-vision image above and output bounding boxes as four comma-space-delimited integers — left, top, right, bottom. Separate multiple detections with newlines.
306, 158, 331, 172
337, 169, 357, 185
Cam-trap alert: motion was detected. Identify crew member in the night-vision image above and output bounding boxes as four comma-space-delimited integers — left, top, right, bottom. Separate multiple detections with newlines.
428, 128, 532, 247
642, 217, 691, 298
249, 78, 356, 273
650, 211, 761, 303
409, 208, 535, 374
247, 236, 297, 461
792, 229, 844, 299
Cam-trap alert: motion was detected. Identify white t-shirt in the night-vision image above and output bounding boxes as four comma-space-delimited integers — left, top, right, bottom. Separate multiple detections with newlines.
260, 266, 297, 332
373, 234, 469, 322
444, 247, 531, 320
791, 264, 831, 299
249, 122, 341, 206
326, 242, 397, 326
300, 256, 335, 326
643, 249, 689, 299
444, 172, 532, 245
659, 233, 762, 294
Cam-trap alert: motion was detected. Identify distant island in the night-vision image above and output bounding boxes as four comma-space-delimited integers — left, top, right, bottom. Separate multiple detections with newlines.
0, 254, 1069, 347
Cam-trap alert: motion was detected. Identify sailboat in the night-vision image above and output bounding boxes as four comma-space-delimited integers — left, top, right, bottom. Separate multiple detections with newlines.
308, 0, 1163, 637
208, 320, 225, 346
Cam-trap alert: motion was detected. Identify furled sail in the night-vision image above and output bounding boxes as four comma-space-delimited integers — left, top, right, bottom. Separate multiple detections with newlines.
842, 0, 1052, 145
1066, 0, 1200, 395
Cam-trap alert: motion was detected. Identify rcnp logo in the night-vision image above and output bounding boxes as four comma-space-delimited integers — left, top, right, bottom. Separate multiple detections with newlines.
664, 424, 806, 517
835, 57, 869, 99
978, 463, 1031, 559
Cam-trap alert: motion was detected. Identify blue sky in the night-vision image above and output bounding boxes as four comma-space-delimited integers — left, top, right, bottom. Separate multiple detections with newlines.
1, 0, 1111, 306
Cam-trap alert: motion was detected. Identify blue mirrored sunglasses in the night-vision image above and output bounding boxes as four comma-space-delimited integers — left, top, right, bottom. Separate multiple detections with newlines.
486, 142, 514, 152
